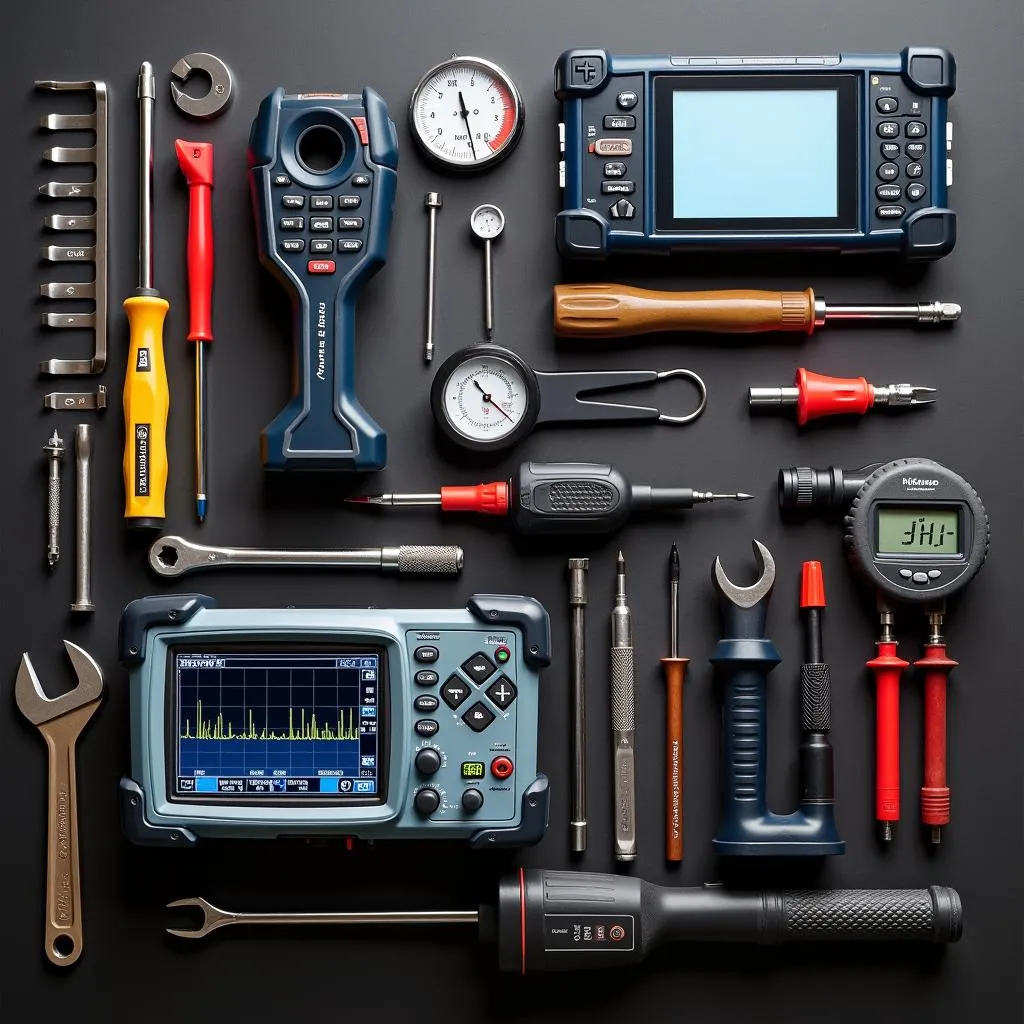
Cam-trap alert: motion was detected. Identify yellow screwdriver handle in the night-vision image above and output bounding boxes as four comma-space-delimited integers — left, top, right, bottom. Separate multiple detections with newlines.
123, 293, 170, 526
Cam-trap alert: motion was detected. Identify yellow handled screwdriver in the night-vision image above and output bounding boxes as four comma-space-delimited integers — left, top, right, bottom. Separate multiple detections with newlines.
123, 61, 169, 528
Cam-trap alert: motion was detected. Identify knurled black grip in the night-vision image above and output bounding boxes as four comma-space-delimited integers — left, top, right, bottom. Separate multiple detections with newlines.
546, 479, 617, 511
800, 662, 831, 732
778, 887, 962, 942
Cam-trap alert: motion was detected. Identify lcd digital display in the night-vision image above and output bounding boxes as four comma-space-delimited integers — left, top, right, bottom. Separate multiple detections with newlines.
671, 89, 838, 219
876, 508, 960, 555
174, 651, 382, 798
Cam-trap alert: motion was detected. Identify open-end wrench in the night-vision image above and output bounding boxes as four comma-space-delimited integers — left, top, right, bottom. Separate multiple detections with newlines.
148, 535, 465, 578
15, 642, 104, 966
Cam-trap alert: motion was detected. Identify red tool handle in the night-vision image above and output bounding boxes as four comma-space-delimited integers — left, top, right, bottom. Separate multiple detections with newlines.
439, 481, 510, 516
916, 644, 958, 829
866, 641, 908, 825
175, 140, 215, 343
795, 368, 874, 425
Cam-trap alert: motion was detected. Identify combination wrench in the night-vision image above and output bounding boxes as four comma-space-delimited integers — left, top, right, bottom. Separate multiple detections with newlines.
15, 641, 104, 966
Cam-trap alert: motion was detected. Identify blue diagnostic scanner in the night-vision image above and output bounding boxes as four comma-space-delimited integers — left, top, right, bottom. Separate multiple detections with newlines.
556, 48, 955, 260
248, 88, 398, 471
118, 594, 550, 847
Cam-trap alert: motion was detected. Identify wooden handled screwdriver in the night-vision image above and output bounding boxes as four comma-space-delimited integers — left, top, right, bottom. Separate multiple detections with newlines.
553, 284, 961, 339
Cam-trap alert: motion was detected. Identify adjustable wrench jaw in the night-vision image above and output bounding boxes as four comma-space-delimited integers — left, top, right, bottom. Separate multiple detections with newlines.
15, 640, 103, 724
711, 539, 776, 640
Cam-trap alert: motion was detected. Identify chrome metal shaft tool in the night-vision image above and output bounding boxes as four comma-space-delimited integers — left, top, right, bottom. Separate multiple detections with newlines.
568, 558, 589, 855
610, 551, 637, 861
44, 431, 64, 568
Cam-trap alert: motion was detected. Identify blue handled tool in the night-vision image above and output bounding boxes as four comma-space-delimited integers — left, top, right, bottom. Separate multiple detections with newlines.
248, 87, 397, 471
709, 540, 844, 856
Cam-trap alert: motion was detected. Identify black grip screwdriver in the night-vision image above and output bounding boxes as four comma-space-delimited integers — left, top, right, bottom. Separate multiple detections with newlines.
347, 461, 752, 537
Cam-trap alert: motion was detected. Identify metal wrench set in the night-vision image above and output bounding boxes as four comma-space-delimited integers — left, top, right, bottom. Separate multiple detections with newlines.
16, 42, 984, 977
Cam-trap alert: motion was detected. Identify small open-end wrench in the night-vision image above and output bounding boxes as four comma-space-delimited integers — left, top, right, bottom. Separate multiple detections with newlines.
15, 642, 104, 966
148, 535, 465, 578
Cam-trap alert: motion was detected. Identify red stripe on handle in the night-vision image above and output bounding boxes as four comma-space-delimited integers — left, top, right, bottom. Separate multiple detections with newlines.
439, 481, 509, 515
795, 368, 874, 424
867, 641, 908, 823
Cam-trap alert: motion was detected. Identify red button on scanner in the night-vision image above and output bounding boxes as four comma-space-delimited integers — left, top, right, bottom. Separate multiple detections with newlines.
490, 756, 514, 779
609, 925, 625, 942
352, 116, 369, 145
307, 260, 336, 274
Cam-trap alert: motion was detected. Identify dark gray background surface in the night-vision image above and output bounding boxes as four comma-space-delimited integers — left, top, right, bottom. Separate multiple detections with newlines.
2, 0, 1021, 1019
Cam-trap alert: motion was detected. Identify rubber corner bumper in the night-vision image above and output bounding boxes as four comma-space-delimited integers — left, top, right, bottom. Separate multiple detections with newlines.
119, 778, 197, 846
119, 594, 216, 666
904, 209, 956, 259
556, 210, 610, 258
467, 595, 552, 667
469, 775, 549, 849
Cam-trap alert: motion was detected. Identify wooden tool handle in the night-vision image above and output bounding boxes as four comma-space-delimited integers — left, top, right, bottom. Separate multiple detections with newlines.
554, 284, 816, 338
661, 656, 689, 862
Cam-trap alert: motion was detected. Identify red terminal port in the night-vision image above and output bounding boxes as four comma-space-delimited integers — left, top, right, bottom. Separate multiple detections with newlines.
490, 756, 514, 779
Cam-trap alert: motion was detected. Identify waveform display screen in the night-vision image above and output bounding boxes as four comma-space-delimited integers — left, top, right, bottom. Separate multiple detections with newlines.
173, 649, 383, 800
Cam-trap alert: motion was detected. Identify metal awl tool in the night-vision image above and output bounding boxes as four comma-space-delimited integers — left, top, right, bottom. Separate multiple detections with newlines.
568, 558, 589, 854
660, 543, 688, 861
15, 641, 104, 966
44, 430, 64, 568
424, 192, 441, 363
610, 551, 637, 861
148, 536, 465, 578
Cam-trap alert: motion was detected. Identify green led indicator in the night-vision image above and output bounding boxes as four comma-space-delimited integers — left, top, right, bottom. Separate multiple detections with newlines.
496, 646, 510, 664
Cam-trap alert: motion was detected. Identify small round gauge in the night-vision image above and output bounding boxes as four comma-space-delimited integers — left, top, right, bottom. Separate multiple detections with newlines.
409, 56, 525, 172
430, 345, 540, 450
469, 203, 505, 240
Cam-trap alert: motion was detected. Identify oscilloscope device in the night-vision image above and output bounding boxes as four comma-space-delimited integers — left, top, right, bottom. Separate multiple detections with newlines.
118, 593, 551, 847
555, 47, 955, 259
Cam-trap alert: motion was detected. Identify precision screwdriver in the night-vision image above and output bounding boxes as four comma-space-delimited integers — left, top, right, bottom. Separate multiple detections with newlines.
123, 61, 169, 529
554, 283, 961, 339
347, 461, 752, 538
660, 543, 688, 862
610, 552, 637, 862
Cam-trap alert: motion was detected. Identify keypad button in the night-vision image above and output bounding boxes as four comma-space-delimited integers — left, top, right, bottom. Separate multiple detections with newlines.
906, 162, 923, 179
905, 120, 927, 138
307, 259, 335, 273
876, 96, 899, 113
485, 676, 517, 710
309, 195, 334, 210
594, 138, 632, 156
415, 719, 439, 737
310, 216, 334, 232
414, 646, 439, 664
279, 239, 305, 253
337, 216, 364, 230
282, 194, 305, 208
906, 142, 926, 159
309, 238, 334, 254
338, 238, 363, 252
906, 182, 926, 202
272, 173, 292, 186
414, 669, 439, 686
337, 195, 362, 208
414, 694, 439, 712
876, 205, 906, 219
880, 142, 901, 159
461, 652, 495, 684
912, 571, 929, 584
876, 184, 902, 201
351, 174, 371, 187
899, 569, 913, 579
441, 675, 471, 709
927, 569, 942, 579
616, 90, 638, 110
601, 180, 635, 194
877, 162, 899, 181
603, 114, 636, 130
279, 216, 305, 231
603, 161, 627, 177
609, 198, 635, 219
495, 646, 511, 665
462, 701, 496, 733
876, 121, 900, 138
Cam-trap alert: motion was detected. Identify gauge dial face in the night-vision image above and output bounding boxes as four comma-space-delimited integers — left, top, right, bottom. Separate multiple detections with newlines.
410, 57, 524, 171
470, 203, 505, 240
441, 353, 530, 444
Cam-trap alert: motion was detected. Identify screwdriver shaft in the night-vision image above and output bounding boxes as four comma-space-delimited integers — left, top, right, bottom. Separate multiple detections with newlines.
822, 301, 962, 323
568, 558, 589, 855
195, 343, 208, 521
138, 62, 155, 292
611, 552, 637, 861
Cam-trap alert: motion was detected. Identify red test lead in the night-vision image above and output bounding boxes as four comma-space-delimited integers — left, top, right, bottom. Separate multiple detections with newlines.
749, 368, 935, 425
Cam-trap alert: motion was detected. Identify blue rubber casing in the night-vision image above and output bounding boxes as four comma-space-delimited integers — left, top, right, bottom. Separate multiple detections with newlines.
118, 595, 550, 847
556, 48, 955, 260
248, 88, 398, 470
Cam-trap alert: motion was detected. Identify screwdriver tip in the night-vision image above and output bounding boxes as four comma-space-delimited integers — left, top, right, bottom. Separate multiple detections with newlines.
195, 498, 206, 523
669, 543, 680, 582
617, 550, 625, 569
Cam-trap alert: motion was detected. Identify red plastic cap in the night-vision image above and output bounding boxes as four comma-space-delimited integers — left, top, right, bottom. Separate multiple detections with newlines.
174, 140, 214, 186
800, 560, 826, 608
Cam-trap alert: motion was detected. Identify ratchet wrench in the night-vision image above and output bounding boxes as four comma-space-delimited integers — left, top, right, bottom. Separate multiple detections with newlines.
15, 641, 104, 966
148, 535, 465, 578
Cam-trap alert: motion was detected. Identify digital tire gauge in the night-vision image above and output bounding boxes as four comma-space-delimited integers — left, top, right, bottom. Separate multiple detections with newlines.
779, 458, 989, 845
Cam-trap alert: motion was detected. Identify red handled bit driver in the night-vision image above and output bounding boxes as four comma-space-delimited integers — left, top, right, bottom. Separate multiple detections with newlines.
175, 140, 214, 522
749, 368, 935, 425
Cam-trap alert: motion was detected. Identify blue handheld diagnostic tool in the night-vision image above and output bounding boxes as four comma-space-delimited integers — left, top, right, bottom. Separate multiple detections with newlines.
556, 48, 955, 260
118, 594, 550, 847
248, 88, 397, 471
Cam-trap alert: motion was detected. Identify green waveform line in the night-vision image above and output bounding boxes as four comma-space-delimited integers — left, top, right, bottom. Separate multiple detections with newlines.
181, 700, 359, 742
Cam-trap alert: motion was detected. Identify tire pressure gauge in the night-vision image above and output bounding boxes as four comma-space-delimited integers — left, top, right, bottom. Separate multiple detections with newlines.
409, 56, 524, 172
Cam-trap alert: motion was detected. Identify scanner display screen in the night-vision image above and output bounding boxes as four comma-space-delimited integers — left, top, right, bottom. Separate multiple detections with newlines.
876, 508, 960, 555
173, 650, 382, 799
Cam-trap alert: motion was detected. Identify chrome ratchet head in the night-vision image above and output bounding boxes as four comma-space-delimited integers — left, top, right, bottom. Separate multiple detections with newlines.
15, 641, 104, 725
169, 52, 233, 119
711, 539, 776, 640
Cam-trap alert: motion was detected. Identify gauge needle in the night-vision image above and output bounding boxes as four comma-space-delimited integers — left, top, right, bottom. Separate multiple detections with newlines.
473, 378, 515, 422
458, 90, 478, 160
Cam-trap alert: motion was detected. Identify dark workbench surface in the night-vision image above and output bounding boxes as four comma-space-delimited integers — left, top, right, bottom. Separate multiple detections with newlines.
2, 0, 1020, 1019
